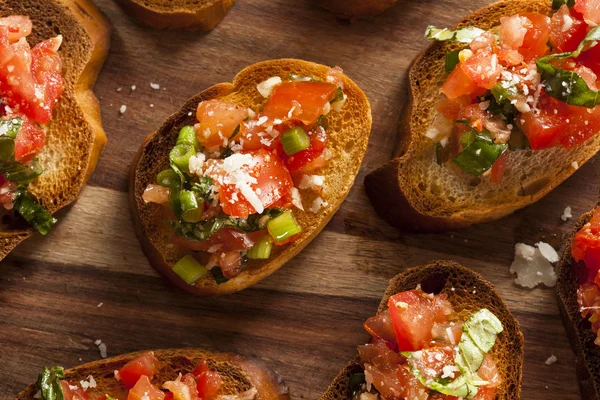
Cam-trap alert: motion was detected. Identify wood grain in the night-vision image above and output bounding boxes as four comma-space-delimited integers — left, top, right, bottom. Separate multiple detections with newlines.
0, 0, 597, 398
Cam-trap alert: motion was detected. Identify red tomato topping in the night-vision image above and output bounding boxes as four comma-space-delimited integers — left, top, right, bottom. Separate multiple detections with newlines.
196, 99, 248, 149
388, 289, 453, 352
576, 36, 600, 77
408, 346, 456, 381
573, 208, 600, 270
262, 81, 337, 126
490, 152, 507, 184
363, 309, 397, 346
163, 373, 200, 400
0, 16, 32, 42
118, 352, 161, 389
278, 126, 328, 173
550, 6, 588, 53
574, 0, 600, 24
60, 381, 92, 400
13, 115, 45, 162
177, 229, 266, 253
127, 375, 165, 400
472, 355, 501, 400
518, 13, 551, 60
194, 360, 223, 400
440, 65, 478, 99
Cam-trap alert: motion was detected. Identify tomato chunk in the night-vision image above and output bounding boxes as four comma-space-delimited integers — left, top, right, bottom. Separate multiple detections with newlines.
118, 352, 161, 389
363, 309, 397, 346
262, 81, 337, 126
60, 382, 92, 400
163, 373, 200, 400
128, 375, 165, 400
550, 6, 588, 53
574, 0, 600, 24
388, 290, 453, 351
196, 99, 248, 149
194, 360, 223, 400
518, 13, 551, 60
14, 115, 45, 162
573, 208, 600, 272
440, 65, 478, 99
0, 16, 32, 43
279, 126, 327, 173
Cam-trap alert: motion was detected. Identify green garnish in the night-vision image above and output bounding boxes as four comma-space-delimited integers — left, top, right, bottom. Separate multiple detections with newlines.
211, 267, 229, 284
281, 126, 310, 155
349, 372, 366, 395
445, 49, 461, 73
13, 188, 56, 235
552, 0, 575, 8
191, 176, 215, 202
330, 87, 344, 103
426, 26, 485, 44
179, 190, 204, 223
1, 158, 43, 185
37, 366, 65, 400
452, 133, 508, 177
537, 25, 600, 108
173, 254, 208, 284
247, 235, 273, 260
267, 210, 302, 243
169, 143, 196, 173
176, 125, 199, 150
156, 169, 179, 188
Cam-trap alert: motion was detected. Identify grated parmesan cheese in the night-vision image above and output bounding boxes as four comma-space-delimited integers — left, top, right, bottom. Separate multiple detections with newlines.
545, 355, 558, 365
257, 76, 282, 98
150, 82, 160, 90
510, 242, 558, 288
298, 175, 325, 191
290, 188, 304, 211
561, 206, 573, 222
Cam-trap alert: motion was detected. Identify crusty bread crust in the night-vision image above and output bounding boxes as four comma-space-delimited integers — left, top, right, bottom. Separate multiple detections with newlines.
15, 348, 290, 399
0, 0, 110, 259
319, 0, 397, 18
116, 0, 235, 30
364, 0, 600, 232
557, 205, 600, 400
319, 261, 524, 400
130, 59, 372, 296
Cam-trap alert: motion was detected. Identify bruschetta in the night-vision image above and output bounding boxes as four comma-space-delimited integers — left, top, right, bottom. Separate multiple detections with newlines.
0, 0, 109, 259
130, 59, 372, 295
365, 0, 600, 232
17, 348, 289, 400
558, 203, 600, 399
320, 261, 524, 400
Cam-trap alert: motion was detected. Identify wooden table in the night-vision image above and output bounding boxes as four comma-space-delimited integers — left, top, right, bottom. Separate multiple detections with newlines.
0, 0, 595, 398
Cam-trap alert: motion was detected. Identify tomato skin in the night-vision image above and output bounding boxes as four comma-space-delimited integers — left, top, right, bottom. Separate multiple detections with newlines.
490, 152, 507, 184
118, 352, 161, 389
577, 36, 600, 77
363, 309, 397, 346
196, 99, 248, 149
194, 360, 223, 400
127, 375, 165, 400
518, 13, 551, 60
14, 115, 45, 162
574, 0, 600, 24
262, 81, 337, 126
60, 382, 92, 400
573, 208, 600, 270
441, 65, 478, 99
388, 290, 453, 352
550, 6, 588, 53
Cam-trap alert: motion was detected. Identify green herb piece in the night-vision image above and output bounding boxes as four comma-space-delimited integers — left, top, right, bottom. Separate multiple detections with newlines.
170, 143, 195, 173
445, 49, 461, 73
157, 168, 180, 188
176, 125, 199, 150
349, 372, 366, 395
552, 0, 575, 8
537, 25, 600, 107
281, 126, 310, 155
180, 190, 204, 223
452, 134, 508, 177
267, 210, 302, 243
211, 267, 229, 284
317, 115, 328, 129
331, 87, 344, 103
173, 254, 208, 284
0, 158, 43, 185
37, 366, 65, 400
13, 188, 56, 235
191, 176, 215, 202
459, 129, 477, 149
0, 117, 23, 139
425, 26, 486, 43
247, 235, 273, 259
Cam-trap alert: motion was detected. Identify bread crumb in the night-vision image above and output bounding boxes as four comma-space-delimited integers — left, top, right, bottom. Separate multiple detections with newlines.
561, 206, 572, 222
116, 87, 122, 92
119, 105, 127, 115
97, 302, 103, 308
94, 339, 101, 346
98, 343, 107, 358
131, 85, 136, 91
545, 355, 557, 365
572, 161, 579, 170
150, 82, 160, 90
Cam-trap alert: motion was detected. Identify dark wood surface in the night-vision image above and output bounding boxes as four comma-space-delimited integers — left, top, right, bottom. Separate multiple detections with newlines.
0, 0, 596, 398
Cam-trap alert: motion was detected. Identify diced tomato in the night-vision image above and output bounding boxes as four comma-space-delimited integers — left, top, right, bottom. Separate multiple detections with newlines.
408, 346, 455, 382
194, 360, 223, 400
499, 15, 531, 50
574, 65, 599, 91
577, 37, 600, 77
0, 16, 32, 43
431, 321, 463, 345
142, 184, 170, 205
219, 251, 242, 278
13, 115, 45, 162
574, 0, 600, 24
163, 373, 200, 400
472, 355, 501, 400
118, 352, 161, 389
550, 6, 588, 53
578, 282, 600, 317
388, 290, 454, 352
365, 363, 419, 400
457, 104, 488, 132
437, 96, 472, 120
396, 365, 430, 400
128, 375, 165, 400
518, 13, 551, 60
363, 309, 397, 346
60, 382, 92, 400
573, 208, 600, 273
490, 152, 507, 184
210, 149, 294, 218
164, 394, 174, 400
358, 339, 404, 367
279, 126, 327, 173
177, 229, 266, 253
196, 99, 248, 149
237, 118, 287, 151
440, 65, 478, 99
262, 81, 337, 126
462, 51, 502, 90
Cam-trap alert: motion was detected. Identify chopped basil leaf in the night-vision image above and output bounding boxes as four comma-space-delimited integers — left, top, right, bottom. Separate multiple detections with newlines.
37, 366, 65, 400
452, 133, 508, 177
211, 267, 229, 284
191, 176, 214, 202
105, 396, 117, 400
426, 26, 486, 44
552, 0, 575, 8
0, 158, 43, 185
331, 87, 344, 103
537, 25, 600, 107
445, 49, 461, 73
0, 117, 23, 139
13, 187, 56, 235
459, 130, 477, 149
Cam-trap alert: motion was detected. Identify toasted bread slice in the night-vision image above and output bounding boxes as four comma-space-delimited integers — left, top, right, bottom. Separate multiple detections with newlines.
130, 58, 372, 296
364, 0, 600, 232
557, 206, 600, 399
320, 261, 524, 400
319, 0, 397, 18
0, 0, 110, 259
116, 0, 235, 30
16, 348, 290, 399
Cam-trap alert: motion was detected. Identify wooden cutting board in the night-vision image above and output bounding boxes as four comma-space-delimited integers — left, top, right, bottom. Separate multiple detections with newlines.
0, 0, 596, 398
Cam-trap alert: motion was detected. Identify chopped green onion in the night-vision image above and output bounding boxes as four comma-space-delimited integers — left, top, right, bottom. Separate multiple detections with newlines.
452, 134, 508, 177
177, 125, 199, 149
267, 210, 302, 243
281, 127, 310, 155
247, 235, 273, 259
170, 143, 195, 173
173, 254, 208, 284
459, 129, 477, 149
445, 49, 461, 73
180, 190, 204, 223
156, 168, 179, 187
211, 267, 229, 284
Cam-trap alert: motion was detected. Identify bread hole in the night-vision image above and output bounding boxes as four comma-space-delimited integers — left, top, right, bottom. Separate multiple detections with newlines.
345, 139, 355, 153
418, 182, 426, 191
469, 177, 481, 186
430, 182, 441, 195
517, 177, 551, 196
421, 273, 447, 294
447, 196, 456, 202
